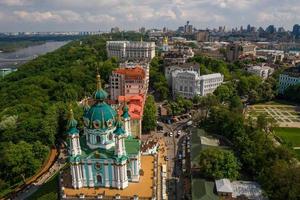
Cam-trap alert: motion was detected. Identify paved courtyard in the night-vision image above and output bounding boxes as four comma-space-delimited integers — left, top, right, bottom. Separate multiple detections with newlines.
247, 105, 300, 128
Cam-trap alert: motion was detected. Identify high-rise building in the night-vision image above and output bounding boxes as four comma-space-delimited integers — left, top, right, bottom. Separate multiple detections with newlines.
184, 21, 193, 34
139, 27, 146, 34
266, 25, 276, 34
111, 27, 120, 33
196, 31, 209, 42
106, 41, 155, 61
292, 24, 300, 37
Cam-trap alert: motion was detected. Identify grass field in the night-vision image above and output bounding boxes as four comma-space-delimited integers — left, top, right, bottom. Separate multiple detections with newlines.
26, 174, 58, 200
274, 128, 300, 147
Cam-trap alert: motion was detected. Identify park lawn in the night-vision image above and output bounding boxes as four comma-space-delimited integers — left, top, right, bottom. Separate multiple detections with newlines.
274, 128, 300, 147
26, 174, 59, 200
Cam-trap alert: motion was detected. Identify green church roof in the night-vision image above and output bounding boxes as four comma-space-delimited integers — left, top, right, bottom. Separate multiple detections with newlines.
113, 119, 126, 136
94, 73, 108, 101
67, 109, 79, 135
125, 138, 140, 155
78, 136, 140, 160
122, 104, 130, 119
85, 102, 117, 129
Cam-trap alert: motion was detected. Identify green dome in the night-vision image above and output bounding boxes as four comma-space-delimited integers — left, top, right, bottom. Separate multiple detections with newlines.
122, 104, 130, 119
67, 109, 79, 135
94, 89, 108, 101
114, 120, 125, 136
84, 102, 117, 129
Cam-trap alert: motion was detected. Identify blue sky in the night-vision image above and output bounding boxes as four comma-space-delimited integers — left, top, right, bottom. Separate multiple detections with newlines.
0, 0, 299, 32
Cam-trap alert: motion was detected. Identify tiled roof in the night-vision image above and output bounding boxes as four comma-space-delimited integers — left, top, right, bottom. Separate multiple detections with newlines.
118, 95, 145, 119
113, 66, 145, 79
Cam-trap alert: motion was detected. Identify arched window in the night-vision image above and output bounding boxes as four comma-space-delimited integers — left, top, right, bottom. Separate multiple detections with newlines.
109, 134, 113, 141
96, 135, 101, 143
97, 174, 102, 184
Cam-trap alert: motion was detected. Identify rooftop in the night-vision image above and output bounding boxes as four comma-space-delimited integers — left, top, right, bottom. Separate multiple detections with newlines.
113, 66, 145, 79
199, 73, 223, 80
215, 179, 233, 193
118, 95, 145, 120
192, 178, 219, 200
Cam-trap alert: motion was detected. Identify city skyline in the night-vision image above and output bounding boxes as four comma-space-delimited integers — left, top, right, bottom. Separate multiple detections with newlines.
0, 0, 300, 32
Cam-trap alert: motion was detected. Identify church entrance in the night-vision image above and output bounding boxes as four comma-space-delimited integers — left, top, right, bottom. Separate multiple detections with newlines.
96, 174, 102, 185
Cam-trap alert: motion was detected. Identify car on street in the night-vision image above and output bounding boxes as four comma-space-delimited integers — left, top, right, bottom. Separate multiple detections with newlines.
164, 156, 169, 161
169, 132, 173, 137
177, 130, 181, 135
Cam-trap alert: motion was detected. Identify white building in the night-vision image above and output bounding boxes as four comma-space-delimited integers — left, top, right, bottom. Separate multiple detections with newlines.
279, 66, 300, 94
247, 65, 274, 79
106, 41, 155, 61
199, 73, 224, 96
165, 63, 200, 86
215, 179, 266, 200
172, 70, 201, 98
171, 70, 223, 98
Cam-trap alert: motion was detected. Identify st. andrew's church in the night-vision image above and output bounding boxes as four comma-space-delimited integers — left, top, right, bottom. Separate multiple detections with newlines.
66, 73, 141, 189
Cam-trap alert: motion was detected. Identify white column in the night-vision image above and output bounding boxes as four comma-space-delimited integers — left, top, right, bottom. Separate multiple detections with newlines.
117, 166, 120, 189
88, 164, 94, 187
71, 165, 76, 188
75, 164, 81, 188
81, 164, 87, 187
105, 165, 109, 187
77, 164, 83, 188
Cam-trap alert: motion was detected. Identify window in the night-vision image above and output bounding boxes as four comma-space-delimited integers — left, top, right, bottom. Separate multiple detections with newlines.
127, 170, 132, 179
96, 135, 101, 143
97, 174, 102, 184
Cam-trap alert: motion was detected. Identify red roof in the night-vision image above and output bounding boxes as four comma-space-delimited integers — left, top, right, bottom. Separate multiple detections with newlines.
113, 66, 145, 79
118, 95, 145, 120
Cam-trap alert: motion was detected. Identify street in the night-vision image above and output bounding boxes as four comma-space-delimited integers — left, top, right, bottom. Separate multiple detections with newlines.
157, 117, 191, 200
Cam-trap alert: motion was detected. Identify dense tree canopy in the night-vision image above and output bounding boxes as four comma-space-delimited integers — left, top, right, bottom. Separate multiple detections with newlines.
142, 95, 157, 133
0, 35, 122, 195
283, 83, 300, 104
197, 148, 240, 180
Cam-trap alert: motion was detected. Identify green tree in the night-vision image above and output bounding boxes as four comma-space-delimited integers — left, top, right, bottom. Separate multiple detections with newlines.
198, 148, 240, 180
142, 95, 157, 133
259, 160, 300, 200
214, 84, 234, 102
0, 141, 44, 184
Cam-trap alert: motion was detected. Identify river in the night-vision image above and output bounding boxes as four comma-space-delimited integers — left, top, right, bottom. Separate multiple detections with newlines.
0, 41, 69, 68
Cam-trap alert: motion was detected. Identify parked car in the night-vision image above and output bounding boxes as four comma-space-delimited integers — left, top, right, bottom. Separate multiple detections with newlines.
164, 156, 169, 161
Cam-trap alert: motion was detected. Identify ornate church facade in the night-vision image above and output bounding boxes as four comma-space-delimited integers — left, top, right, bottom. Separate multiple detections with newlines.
66, 73, 141, 189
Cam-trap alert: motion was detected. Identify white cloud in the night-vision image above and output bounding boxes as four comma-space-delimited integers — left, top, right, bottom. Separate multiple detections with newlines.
0, 0, 299, 31
13, 10, 82, 23
0, 0, 31, 6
